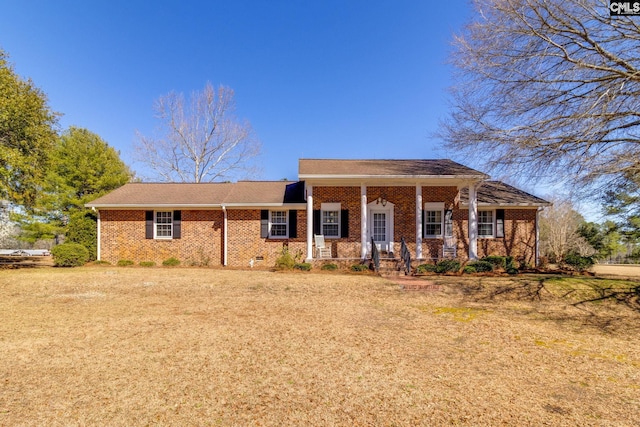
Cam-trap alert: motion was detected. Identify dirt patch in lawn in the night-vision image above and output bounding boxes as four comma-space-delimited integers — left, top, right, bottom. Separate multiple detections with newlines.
1, 268, 638, 426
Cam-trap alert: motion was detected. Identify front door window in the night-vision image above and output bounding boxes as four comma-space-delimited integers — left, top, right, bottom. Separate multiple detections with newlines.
373, 212, 386, 242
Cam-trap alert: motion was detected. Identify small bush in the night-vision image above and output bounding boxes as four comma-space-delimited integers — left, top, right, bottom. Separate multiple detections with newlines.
482, 255, 507, 270
51, 243, 89, 267
162, 257, 180, 266
294, 262, 312, 271
468, 260, 494, 273
507, 267, 519, 275
351, 264, 369, 272
563, 252, 594, 272
139, 261, 156, 267
93, 260, 111, 265
321, 263, 338, 271
435, 259, 460, 273
416, 263, 437, 274
505, 256, 515, 270
463, 265, 477, 274
275, 248, 296, 270
117, 259, 134, 266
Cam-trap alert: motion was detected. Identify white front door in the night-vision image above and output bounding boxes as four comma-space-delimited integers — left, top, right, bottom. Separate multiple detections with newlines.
367, 201, 394, 254
371, 211, 388, 250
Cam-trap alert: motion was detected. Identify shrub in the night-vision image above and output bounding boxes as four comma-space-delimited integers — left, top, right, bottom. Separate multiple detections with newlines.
117, 259, 134, 266
468, 260, 494, 273
65, 210, 97, 261
275, 248, 296, 270
321, 263, 338, 271
463, 265, 476, 274
507, 267, 519, 275
93, 260, 111, 265
505, 256, 515, 270
294, 262, 312, 271
435, 259, 460, 273
139, 261, 156, 267
415, 263, 437, 274
351, 264, 369, 272
563, 252, 594, 272
482, 255, 507, 270
162, 257, 180, 266
51, 243, 89, 267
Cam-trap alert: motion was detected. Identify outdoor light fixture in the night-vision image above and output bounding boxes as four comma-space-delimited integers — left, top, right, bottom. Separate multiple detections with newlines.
376, 196, 387, 206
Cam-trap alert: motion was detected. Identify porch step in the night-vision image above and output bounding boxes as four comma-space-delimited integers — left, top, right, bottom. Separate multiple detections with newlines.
374, 258, 408, 276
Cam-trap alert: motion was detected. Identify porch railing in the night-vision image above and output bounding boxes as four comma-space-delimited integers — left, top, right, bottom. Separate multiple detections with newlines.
400, 237, 411, 275
370, 237, 380, 273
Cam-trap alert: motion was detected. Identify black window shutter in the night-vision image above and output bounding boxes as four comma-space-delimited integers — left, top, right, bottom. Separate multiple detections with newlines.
340, 210, 349, 238
421, 209, 426, 238
260, 210, 269, 238
496, 209, 505, 238
173, 210, 182, 239
288, 210, 297, 238
313, 210, 321, 235
145, 211, 154, 239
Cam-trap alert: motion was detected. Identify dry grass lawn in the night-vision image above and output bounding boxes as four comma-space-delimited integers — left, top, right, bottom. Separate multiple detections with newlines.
1, 267, 639, 426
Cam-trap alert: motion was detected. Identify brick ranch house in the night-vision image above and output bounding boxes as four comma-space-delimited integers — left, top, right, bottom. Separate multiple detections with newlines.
87, 159, 550, 268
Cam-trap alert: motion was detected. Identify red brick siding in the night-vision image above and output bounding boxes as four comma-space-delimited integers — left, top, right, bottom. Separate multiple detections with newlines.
313, 187, 361, 257
100, 210, 223, 265
225, 209, 307, 267
454, 209, 537, 264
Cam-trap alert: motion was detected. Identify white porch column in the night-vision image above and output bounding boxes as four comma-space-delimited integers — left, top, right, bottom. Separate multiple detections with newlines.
536, 207, 542, 267
415, 184, 423, 259
468, 183, 478, 260
306, 185, 313, 261
361, 185, 367, 259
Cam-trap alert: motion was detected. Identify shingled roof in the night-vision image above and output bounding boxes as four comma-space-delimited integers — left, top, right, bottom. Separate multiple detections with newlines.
86, 181, 306, 208
459, 181, 549, 207
299, 159, 489, 178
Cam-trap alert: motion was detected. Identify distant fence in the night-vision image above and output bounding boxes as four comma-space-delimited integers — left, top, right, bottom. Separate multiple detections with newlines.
0, 249, 51, 256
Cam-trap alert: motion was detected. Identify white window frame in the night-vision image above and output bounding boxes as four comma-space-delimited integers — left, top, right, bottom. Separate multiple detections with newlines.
424, 202, 444, 238
321, 203, 341, 238
478, 210, 494, 238
269, 210, 288, 238
155, 210, 173, 239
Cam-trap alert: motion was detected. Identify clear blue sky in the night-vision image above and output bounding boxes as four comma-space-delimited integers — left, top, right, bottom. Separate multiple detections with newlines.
1, 1, 471, 181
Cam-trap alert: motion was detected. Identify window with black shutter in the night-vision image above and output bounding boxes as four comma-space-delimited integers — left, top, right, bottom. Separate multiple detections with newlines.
496, 209, 505, 238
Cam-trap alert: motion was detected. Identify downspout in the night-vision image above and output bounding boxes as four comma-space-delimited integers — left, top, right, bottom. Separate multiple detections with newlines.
222, 205, 228, 266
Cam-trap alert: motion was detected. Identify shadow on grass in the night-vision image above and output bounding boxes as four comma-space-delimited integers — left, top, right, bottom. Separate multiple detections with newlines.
0, 256, 53, 269
436, 274, 640, 333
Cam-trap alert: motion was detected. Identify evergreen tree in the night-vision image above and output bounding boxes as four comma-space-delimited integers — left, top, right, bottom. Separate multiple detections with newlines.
0, 49, 58, 207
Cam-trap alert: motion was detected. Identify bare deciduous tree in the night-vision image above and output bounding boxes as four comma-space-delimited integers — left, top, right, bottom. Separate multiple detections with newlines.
539, 198, 594, 262
441, 0, 640, 189
135, 83, 260, 182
